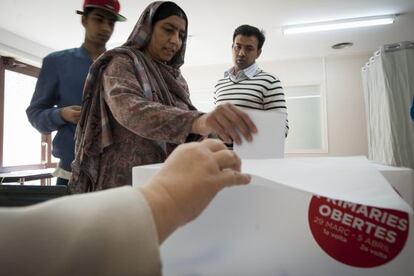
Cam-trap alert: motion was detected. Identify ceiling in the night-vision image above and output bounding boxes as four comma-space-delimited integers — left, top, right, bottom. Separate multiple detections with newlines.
1, 0, 414, 66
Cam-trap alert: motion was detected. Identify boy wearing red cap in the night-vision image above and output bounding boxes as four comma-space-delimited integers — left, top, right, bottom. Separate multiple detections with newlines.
26, 0, 126, 186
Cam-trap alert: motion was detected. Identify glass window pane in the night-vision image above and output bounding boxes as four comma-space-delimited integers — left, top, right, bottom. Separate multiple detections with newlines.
285, 85, 325, 152
4, 70, 41, 166
51, 131, 59, 164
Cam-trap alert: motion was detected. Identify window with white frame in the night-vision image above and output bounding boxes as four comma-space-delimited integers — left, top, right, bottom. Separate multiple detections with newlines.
284, 84, 327, 153
0, 56, 56, 184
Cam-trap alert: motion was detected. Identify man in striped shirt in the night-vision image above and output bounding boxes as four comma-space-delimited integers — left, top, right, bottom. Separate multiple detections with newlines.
214, 25, 289, 137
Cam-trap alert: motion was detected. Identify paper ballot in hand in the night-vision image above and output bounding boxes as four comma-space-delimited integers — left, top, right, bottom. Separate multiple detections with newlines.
233, 109, 287, 159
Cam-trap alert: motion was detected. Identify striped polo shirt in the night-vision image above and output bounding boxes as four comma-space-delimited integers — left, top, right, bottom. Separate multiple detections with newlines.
214, 63, 287, 111
214, 63, 289, 135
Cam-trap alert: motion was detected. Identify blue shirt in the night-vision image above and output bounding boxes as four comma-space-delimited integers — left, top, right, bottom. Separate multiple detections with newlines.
26, 46, 93, 171
411, 96, 414, 121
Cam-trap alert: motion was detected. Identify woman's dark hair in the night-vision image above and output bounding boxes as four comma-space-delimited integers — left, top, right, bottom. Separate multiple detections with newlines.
152, 2, 188, 27
233, 25, 266, 50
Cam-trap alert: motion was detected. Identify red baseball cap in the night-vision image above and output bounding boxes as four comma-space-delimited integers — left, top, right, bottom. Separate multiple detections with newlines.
76, 0, 126, 22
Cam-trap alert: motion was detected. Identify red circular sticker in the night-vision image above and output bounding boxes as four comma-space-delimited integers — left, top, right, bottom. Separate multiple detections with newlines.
308, 196, 409, 268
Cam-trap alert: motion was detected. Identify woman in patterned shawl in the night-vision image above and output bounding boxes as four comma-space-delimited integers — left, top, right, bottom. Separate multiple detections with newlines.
69, 1, 257, 193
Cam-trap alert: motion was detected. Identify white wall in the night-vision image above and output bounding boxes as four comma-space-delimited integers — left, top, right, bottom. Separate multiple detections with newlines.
324, 55, 370, 157
0, 27, 51, 67
182, 54, 370, 157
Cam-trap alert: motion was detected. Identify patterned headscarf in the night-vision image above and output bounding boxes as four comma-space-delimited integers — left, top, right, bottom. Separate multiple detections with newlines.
124, 1, 188, 68
71, 1, 192, 190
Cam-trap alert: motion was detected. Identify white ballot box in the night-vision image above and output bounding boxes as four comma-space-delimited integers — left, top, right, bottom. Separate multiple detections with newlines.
132, 158, 414, 276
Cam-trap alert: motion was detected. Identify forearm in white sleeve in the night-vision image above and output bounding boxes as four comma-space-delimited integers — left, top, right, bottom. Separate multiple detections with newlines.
0, 186, 161, 276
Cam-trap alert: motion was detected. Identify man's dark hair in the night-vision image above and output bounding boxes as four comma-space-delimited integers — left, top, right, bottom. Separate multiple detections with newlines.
233, 25, 265, 50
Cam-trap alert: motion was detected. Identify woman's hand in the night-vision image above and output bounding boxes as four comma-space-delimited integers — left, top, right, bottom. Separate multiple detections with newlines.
192, 103, 257, 145
140, 139, 251, 243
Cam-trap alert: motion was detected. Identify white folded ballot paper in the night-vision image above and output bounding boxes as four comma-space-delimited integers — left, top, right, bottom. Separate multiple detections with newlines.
242, 157, 412, 214
233, 109, 287, 159
133, 157, 412, 214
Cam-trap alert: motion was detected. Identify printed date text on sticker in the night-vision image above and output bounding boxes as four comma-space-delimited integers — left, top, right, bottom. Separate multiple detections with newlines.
308, 196, 409, 268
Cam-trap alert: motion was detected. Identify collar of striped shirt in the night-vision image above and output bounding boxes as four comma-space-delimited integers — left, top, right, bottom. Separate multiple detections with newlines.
225, 62, 260, 82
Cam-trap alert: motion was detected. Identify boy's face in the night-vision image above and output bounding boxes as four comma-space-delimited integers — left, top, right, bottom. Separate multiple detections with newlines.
82, 9, 117, 46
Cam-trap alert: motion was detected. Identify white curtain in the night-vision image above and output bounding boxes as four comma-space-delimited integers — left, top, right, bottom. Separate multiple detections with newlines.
362, 41, 414, 169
